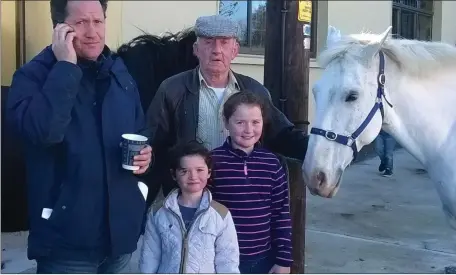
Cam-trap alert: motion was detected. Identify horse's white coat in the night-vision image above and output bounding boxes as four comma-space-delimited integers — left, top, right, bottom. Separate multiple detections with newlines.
302, 26, 456, 229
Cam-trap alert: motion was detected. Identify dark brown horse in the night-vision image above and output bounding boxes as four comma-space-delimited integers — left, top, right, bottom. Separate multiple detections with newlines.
1, 29, 198, 232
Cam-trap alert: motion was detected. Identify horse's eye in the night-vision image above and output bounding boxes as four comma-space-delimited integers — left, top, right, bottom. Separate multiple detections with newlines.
345, 93, 358, 102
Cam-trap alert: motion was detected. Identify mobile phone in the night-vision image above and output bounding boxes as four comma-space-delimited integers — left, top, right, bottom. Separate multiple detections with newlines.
53, 20, 64, 29
53, 21, 75, 38
53, 21, 74, 30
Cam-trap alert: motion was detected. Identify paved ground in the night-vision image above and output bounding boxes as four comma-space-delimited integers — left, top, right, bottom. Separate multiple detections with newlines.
305, 149, 456, 273
2, 149, 455, 273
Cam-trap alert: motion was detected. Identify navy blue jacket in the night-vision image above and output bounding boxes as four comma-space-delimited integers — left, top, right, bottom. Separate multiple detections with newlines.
6, 45, 148, 260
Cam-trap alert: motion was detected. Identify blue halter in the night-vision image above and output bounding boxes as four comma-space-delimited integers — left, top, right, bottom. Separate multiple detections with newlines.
310, 51, 393, 161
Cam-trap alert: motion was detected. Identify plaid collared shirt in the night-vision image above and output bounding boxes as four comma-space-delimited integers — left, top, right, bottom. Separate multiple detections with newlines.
197, 70, 240, 150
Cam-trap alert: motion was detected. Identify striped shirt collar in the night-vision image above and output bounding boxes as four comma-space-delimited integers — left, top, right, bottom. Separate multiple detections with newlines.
198, 69, 240, 90
221, 137, 262, 158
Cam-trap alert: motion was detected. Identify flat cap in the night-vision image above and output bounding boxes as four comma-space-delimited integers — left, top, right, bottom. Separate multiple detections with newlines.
194, 15, 239, 39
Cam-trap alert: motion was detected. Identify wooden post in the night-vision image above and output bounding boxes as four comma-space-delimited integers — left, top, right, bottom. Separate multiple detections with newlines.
264, 0, 310, 273
15, 0, 26, 68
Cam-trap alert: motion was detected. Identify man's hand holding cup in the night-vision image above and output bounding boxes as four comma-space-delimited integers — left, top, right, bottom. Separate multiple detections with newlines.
133, 146, 152, 174
120, 134, 152, 175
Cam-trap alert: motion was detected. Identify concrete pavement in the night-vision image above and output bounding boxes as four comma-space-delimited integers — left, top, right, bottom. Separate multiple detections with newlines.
305, 149, 456, 273
1, 149, 455, 273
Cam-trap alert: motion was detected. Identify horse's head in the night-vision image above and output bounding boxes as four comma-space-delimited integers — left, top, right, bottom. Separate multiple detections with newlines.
302, 26, 392, 198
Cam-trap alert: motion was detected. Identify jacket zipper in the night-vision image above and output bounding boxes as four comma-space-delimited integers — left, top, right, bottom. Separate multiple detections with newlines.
166, 207, 209, 273
166, 209, 186, 273
244, 158, 251, 186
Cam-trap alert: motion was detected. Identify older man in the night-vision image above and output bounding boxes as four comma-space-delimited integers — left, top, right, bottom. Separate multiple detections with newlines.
146, 14, 308, 195
6, 0, 152, 273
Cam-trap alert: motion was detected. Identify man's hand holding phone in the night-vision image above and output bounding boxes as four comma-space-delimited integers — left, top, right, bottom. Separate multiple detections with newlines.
52, 23, 77, 64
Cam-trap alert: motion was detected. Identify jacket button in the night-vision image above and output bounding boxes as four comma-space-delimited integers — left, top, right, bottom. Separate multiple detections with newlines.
62, 206, 66, 210
93, 102, 97, 106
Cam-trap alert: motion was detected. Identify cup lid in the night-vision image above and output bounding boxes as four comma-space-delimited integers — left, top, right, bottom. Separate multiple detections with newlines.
122, 134, 148, 142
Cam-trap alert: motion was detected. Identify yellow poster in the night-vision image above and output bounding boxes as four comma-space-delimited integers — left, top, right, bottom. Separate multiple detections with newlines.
298, 0, 312, 22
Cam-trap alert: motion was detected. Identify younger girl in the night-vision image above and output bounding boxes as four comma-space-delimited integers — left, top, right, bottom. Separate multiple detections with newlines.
210, 91, 293, 274
139, 141, 240, 274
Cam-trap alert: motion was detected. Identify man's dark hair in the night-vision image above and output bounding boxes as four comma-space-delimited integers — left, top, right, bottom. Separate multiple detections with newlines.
223, 90, 270, 122
50, 0, 108, 28
168, 140, 213, 175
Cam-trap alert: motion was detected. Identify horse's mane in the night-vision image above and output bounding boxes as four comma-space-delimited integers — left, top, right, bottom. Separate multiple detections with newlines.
317, 32, 456, 78
115, 28, 199, 112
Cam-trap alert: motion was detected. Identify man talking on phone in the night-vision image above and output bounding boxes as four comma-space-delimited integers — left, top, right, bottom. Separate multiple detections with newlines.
6, 0, 152, 273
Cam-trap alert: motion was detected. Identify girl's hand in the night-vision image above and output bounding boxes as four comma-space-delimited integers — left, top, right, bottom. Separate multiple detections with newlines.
268, 264, 290, 274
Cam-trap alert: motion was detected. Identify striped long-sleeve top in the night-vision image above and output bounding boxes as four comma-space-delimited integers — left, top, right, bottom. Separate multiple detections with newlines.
209, 139, 293, 267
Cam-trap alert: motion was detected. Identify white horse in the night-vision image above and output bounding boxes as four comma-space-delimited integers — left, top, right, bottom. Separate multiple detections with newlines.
301, 26, 456, 230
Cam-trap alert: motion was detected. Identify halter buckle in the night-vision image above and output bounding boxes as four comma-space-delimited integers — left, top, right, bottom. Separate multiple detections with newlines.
346, 137, 355, 146
378, 73, 386, 85
325, 131, 338, 141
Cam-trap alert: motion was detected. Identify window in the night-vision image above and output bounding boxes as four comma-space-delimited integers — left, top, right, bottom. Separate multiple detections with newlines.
218, 0, 318, 57
392, 0, 433, 41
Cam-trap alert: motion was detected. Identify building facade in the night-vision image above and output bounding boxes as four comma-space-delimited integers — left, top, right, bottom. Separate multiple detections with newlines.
2, 0, 456, 123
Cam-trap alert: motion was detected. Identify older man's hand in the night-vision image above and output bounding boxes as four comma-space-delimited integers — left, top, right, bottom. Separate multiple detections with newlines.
133, 145, 153, 175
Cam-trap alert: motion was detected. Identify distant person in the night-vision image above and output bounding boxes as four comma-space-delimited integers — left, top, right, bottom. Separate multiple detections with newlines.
375, 130, 396, 177
139, 141, 240, 273
5, 0, 152, 273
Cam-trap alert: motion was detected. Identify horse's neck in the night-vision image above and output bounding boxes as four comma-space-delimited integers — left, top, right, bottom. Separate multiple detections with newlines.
385, 69, 456, 171
385, 68, 456, 226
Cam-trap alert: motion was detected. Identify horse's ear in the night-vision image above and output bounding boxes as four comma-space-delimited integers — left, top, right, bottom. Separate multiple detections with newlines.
326, 25, 342, 49
363, 26, 392, 59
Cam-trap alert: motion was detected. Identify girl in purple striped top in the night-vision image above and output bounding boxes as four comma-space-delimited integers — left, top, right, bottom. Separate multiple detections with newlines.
209, 91, 293, 274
